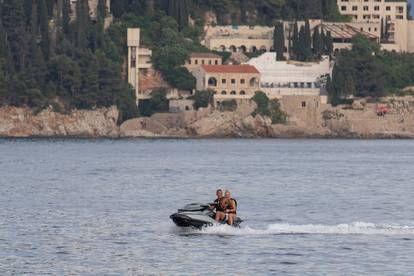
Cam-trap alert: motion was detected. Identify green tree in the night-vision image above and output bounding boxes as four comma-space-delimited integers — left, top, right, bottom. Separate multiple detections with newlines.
2, 0, 27, 72
273, 21, 285, 61
191, 90, 214, 110
324, 31, 334, 55
39, 0, 50, 60
62, 0, 71, 35
312, 26, 323, 58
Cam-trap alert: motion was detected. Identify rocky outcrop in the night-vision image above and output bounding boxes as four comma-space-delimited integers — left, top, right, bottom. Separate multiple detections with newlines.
118, 96, 414, 139
0, 106, 119, 138
2, 96, 414, 139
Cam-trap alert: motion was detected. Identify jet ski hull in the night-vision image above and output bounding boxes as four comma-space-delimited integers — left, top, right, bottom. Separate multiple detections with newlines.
170, 213, 214, 228
170, 203, 243, 229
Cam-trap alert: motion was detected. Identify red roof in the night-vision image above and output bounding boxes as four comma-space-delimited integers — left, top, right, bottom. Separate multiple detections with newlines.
202, 64, 259, 74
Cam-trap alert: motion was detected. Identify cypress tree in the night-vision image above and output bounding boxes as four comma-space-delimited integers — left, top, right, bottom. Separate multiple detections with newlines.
325, 31, 333, 55
298, 25, 306, 61
62, 0, 71, 35
39, 0, 50, 60
29, 0, 39, 64
2, 0, 27, 72
291, 21, 299, 60
274, 22, 285, 61
304, 20, 312, 61
312, 26, 323, 58
75, 0, 91, 49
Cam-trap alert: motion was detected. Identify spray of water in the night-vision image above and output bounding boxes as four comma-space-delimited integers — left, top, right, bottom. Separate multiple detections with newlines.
188, 222, 414, 236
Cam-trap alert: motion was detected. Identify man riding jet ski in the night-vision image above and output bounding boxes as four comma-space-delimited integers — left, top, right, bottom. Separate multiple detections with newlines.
170, 189, 242, 229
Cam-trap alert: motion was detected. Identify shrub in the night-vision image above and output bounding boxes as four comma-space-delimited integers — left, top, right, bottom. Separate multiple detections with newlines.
218, 99, 238, 112
191, 90, 214, 110
252, 91, 287, 124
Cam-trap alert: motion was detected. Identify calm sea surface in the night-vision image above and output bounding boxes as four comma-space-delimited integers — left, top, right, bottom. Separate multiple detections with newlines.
0, 139, 414, 275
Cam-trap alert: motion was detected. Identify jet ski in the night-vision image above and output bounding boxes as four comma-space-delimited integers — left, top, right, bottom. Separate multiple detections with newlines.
170, 203, 243, 229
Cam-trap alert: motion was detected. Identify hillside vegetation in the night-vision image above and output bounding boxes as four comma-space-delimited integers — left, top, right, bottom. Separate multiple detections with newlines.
1, 0, 414, 122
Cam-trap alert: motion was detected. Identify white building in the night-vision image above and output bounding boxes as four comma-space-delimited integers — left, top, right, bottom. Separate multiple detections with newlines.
246, 53, 333, 98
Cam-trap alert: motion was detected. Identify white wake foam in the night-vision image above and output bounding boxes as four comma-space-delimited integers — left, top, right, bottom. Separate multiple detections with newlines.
194, 222, 414, 236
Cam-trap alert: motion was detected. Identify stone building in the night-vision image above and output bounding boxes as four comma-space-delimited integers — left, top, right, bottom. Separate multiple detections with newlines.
192, 65, 261, 100
202, 18, 414, 54
246, 53, 333, 99
337, 0, 407, 21
127, 28, 153, 103
337, 0, 414, 52
184, 53, 223, 72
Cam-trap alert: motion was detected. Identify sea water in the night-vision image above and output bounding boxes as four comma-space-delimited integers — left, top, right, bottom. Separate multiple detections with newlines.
0, 139, 413, 275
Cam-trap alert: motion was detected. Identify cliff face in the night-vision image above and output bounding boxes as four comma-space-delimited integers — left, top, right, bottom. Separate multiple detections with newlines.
119, 97, 414, 139
0, 106, 119, 138
1, 96, 414, 139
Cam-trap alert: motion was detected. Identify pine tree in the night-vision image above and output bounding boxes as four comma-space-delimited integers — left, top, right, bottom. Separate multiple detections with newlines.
274, 22, 285, 61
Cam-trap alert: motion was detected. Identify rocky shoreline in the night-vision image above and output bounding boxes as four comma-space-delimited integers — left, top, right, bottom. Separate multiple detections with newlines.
1, 97, 414, 139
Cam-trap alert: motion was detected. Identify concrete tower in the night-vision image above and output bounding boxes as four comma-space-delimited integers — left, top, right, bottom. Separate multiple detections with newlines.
127, 28, 152, 103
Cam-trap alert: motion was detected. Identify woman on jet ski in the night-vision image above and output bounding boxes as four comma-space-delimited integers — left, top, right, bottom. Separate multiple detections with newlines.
215, 190, 237, 225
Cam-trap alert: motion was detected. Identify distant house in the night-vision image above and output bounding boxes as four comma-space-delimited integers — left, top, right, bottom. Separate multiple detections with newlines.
192, 64, 260, 101
184, 53, 223, 72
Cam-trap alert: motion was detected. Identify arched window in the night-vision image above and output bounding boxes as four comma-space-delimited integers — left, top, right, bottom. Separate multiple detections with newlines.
230, 91, 236, 95
240, 91, 246, 95
251, 46, 257, 52
249, 77, 258, 87
220, 45, 226, 52
208, 77, 217, 87
260, 45, 267, 52
221, 91, 227, 95
229, 45, 237, 53
239, 45, 247, 53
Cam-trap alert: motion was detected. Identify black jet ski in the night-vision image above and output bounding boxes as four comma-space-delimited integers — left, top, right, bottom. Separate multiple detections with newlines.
170, 203, 243, 229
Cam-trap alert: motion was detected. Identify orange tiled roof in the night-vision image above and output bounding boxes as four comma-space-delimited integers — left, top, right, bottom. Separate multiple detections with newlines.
202, 64, 259, 74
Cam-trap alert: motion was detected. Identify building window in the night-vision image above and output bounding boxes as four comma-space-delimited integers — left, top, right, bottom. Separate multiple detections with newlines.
222, 79, 226, 84
215, 60, 218, 65
240, 79, 245, 84
249, 77, 258, 87
208, 60, 212, 65
240, 91, 246, 95
341, 6, 346, 11
221, 91, 227, 95
230, 91, 236, 95
202, 60, 205, 65
208, 77, 218, 87
352, 6, 357, 11
195, 59, 198, 65
301, 101, 306, 108
386, 6, 391, 11
231, 79, 236, 84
